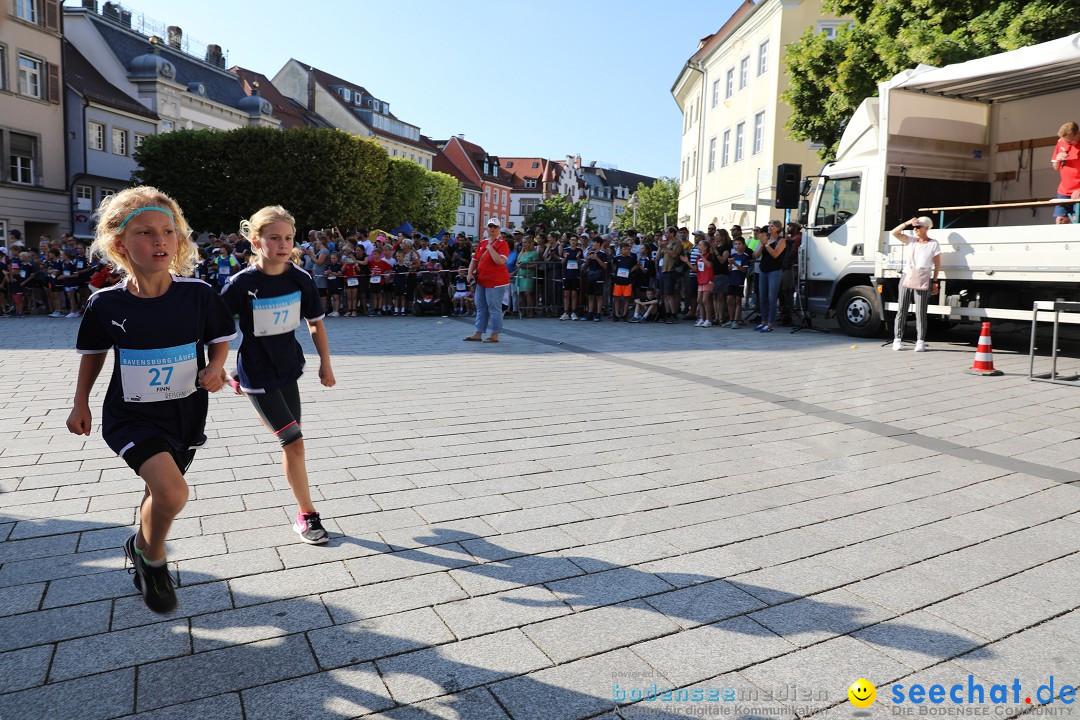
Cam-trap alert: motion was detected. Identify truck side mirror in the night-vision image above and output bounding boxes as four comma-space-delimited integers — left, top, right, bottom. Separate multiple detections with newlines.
798, 199, 809, 227
800, 178, 812, 197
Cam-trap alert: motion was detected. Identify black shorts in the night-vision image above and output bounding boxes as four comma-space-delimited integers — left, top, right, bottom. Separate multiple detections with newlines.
327, 280, 343, 294
660, 271, 679, 296
727, 284, 744, 298
123, 437, 196, 476
246, 381, 303, 447
587, 279, 605, 295
563, 273, 580, 290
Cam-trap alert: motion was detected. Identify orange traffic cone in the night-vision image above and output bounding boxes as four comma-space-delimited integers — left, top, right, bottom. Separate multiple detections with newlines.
968, 322, 1003, 376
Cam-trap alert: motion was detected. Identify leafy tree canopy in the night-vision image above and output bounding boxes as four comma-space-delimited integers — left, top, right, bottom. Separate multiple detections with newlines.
525, 195, 597, 235
614, 177, 679, 234
783, 0, 1080, 161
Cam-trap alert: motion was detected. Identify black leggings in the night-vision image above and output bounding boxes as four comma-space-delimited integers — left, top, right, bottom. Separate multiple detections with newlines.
247, 381, 303, 447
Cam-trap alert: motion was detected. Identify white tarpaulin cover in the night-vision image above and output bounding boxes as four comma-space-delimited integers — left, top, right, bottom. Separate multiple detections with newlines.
888, 32, 1080, 103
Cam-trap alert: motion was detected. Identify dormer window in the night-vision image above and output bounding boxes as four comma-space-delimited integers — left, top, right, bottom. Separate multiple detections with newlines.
505, 161, 513, 168
483, 161, 489, 175
532, 162, 539, 168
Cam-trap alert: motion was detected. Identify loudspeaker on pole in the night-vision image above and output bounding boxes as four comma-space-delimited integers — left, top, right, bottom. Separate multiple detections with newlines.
775, 163, 801, 210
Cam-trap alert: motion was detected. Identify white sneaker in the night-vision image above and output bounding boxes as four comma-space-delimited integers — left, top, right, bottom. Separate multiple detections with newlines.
49, 311, 63, 318
914, 341, 927, 352
892, 339, 903, 351
65, 312, 81, 318
559, 313, 569, 321
570, 313, 579, 321
694, 319, 704, 327
702, 320, 712, 328
328, 311, 340, 317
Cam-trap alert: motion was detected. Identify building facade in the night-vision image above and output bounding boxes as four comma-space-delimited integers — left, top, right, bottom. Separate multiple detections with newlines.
434, 136, 511, 230
500, 157, 561, 229
582, 165, 657, 232
64, 40, 158, 238
432, 148, 481, 238
272, 59, 435, 169
672, 0, 843, 231
1, 0, 66, 242
64, 4, 279, 137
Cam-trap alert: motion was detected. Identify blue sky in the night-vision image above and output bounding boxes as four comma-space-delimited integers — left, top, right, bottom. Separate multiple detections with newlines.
71, 0, 744, 179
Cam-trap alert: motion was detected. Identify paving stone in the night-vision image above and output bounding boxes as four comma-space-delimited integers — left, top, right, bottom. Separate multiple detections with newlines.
0, 667, 134, 720
322, 572, 468, 624
643, 579, 769, 629
0, 644, 53, 693
135, 634, 317, 711
307, 607, 456, 669
228, 561, 355, 607
50, 619, 190, 681
922, 580, 1060, 641
435, 584, 571, 638
491, 648, 656, 720
0, 600, 111, 652
547, 566, 674, 611
0, 582, 45, 617
524, 600, 683, 665
175, 547, 283, 585
852, 609, 990, 671
749, 588, 895, 647
241, 664, 396, 720
378, 628, 551, 704
449, 552, 584, 596
191, 597, 332, 652
345, 543, 477, 585
112, 694, 244, 720
367, 687, 509, 720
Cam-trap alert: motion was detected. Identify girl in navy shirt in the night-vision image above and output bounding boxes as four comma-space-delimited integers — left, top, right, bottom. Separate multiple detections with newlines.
221, 205, 335, 545
67, 186, 236, 614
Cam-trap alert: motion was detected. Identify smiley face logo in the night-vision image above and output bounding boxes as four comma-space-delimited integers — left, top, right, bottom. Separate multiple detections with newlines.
848, 678, 876, 708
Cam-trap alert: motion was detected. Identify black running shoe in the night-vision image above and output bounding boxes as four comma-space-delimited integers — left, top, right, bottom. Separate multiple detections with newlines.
123, 534, 177, 614
294, 511, 329, 545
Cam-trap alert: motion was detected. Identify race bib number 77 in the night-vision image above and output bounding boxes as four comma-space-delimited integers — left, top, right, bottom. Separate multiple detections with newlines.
119, 343, 198, 403
252, 291, 302, 336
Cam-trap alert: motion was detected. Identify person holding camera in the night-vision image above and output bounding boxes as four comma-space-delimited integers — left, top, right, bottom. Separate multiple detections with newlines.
891, 216, 941, 352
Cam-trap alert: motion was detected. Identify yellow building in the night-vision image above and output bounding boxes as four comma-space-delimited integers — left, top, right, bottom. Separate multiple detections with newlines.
672, 0, 846, 230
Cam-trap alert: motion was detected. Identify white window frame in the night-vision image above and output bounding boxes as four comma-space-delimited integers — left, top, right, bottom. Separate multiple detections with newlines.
758, 40, 769, 76
691, 150, 697, 177
75, 184, 93, 211
17, 53, 42, 99
711, 79, 720, 107
725, 68, 734, 98
721, 129, 731, 167
484, 187, 490, 202
816, 21, 850, 40
524, 178, 537, 189
501, 190, 507, 205
467, 194, 475, 207
456, 212, 465, 225
466, 213, 475, 226
15, 0, 37, 23
88, 121, 105, 151
708, 136, 716, 173
133, 133, 147, 150
739, 56, 749, 89
9, 133, 35, 185
111, 127, 128, 156
100, 188, 117, 205
734, 122, 745, 163
753, 111, 765, 155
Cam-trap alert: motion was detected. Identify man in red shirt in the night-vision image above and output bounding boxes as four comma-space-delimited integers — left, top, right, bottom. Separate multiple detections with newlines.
463, 219, 510, 343
1051, 121, 1080, 224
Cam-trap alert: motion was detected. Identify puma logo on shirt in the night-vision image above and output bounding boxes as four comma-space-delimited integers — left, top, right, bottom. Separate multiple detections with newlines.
111, 319, 128, 333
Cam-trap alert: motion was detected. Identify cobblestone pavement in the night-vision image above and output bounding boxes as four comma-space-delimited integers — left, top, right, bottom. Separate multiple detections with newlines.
1, 314, 1079, 720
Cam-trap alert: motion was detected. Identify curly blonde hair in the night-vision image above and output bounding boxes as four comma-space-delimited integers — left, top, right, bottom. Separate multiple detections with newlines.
239, 205, 301, 265
90, 186, 197, 277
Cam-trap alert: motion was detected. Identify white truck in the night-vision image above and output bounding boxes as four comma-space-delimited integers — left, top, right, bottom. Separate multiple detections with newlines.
799, 32, 1080, 337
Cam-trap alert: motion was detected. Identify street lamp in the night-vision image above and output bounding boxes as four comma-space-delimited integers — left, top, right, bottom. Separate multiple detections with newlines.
628, 193, 639, 228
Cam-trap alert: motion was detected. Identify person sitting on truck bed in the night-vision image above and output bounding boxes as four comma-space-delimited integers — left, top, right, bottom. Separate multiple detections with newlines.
891, 216, 941, 353
1051, 121, 1080, 225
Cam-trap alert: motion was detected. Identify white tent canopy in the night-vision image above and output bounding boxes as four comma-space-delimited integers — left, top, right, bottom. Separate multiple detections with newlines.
888, 32, 1080, 103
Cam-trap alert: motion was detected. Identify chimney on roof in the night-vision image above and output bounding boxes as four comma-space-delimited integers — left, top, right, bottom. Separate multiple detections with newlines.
205, 44, 224, 68
306, 69, 315, 110
119, 8, 130, 25
102, 1, 119, 21
167, 26, 182, 50
82, 0, 98, 12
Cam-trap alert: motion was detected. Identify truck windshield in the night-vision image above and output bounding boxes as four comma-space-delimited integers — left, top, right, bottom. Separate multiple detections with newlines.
816, 176, 861, 227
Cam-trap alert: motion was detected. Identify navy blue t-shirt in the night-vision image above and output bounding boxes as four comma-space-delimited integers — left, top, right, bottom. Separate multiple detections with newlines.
75, 277, 237, 457
220, 264, 325, 393
612, 255, 636, 286
563, 247, 584, 279
729, 251, 750, 285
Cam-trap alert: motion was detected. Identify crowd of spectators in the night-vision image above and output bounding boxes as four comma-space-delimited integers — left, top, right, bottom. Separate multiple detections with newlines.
1, 221, 806, 329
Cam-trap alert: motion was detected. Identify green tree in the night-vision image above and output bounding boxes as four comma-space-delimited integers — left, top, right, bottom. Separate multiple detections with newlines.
378, 157, 428, 230
133, 127, 388, 232
416, 171, 460, 234
783, 0, 1080, 161
525, 195, 596, 234
614, 177, 679, 233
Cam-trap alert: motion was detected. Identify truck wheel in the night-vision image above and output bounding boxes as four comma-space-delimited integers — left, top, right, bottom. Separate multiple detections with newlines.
836, 286, 882, 338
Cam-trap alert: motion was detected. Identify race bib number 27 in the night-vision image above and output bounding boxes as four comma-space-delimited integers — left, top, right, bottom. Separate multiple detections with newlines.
119, 343, 198, 403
